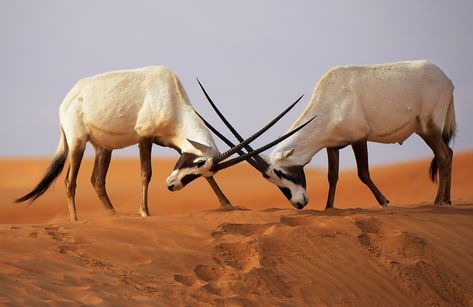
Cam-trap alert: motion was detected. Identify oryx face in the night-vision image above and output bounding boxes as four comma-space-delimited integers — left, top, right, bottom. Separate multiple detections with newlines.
267, 164, 308, 209
166, 153, 214, 191
257, 151, 308, 209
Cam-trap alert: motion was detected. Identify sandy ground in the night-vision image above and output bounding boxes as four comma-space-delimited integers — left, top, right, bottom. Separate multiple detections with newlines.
0, 151, 472, 305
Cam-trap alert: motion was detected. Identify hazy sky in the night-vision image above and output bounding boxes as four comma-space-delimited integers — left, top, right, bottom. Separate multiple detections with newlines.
1, 1, 472, 168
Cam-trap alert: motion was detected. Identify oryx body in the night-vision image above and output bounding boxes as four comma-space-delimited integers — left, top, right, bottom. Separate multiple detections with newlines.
17, 67, 230, 221
269, 61, 456, 208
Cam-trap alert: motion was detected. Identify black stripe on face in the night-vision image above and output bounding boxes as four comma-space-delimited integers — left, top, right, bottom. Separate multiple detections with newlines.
174, 153, 199, 170
274, 165, 306, 188
278, 186, 292, 200
181, 173, 201, 186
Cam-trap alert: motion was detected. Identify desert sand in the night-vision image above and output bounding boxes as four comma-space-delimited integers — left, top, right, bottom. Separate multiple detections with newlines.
0, 151, 472, 306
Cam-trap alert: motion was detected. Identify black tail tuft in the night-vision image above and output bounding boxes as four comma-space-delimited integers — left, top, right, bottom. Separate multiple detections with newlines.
429, 158, 438, 183
442, 129, 454, 146
15, 152, 67, 203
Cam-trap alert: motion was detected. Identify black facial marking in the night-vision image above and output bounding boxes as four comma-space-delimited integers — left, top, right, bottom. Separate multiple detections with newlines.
181, 173, 201, 186
274, 169, 283, 179
174, 153, 199, 170
274, 165, 307, 188
278, 186, 292, 200
196, 160, 206, 168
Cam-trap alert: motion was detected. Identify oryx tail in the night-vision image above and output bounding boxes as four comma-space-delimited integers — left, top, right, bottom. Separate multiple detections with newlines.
15, 126, 68, 203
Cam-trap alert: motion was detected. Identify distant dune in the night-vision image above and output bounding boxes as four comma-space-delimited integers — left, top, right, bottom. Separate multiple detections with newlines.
0, 152, 472, 305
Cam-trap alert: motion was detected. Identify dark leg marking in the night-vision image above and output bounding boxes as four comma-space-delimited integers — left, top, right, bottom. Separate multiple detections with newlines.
326, 147, 340, 209
352, 141, 389, 207
444, 147, 453, 204
419, 132, 452, 205
138, 138, 153, 216
206, 177, 232, 207
91, 145, 116, 215
65, 142, 86, 222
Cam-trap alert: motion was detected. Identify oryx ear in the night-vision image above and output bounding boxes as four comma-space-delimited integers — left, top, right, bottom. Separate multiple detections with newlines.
272, 148, 294, 161
187, 138, 213, 152
281, 148, 294, 159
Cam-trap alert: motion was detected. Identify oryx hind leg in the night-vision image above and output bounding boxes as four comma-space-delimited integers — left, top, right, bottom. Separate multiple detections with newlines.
65, 142, 86, 222
206, 177, 232, 207
91, 145, 116, 215
326, 147, 340, 209
444, 147, 453, 204
138, 138, 153, 217
419, 132, 452, 205
352, 141, 389, 207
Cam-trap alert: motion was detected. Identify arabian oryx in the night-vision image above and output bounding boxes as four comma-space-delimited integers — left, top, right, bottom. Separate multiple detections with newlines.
16, 66, 313, 221
201, 61, 456, 209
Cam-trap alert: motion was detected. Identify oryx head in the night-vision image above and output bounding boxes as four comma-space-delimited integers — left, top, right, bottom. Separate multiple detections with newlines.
194, 79, 313, 209
265, 148, 309, 209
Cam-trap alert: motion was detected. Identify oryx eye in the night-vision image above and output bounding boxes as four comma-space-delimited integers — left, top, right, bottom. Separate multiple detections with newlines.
195, 160, 206, 168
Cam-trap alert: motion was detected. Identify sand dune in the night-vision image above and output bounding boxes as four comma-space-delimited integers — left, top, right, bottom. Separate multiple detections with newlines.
0, 152, 472, 305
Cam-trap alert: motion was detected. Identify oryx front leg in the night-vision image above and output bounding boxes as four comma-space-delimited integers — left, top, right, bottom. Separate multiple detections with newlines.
138, 138, 153, 217
91, 146, 116, 216
65, 143, 85, 222
206, 177, 232, 207
326, 147, 340, 209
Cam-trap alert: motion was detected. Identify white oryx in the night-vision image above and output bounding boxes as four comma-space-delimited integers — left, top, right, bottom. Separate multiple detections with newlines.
16, 66, 312, 221
203, 61, 456, 209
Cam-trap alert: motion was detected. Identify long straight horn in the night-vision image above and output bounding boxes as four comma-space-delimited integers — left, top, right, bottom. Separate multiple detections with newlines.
214, 116, 316, 171
197, 78, 304, 165
195, 111, 261, 170
197, 78, 270, 171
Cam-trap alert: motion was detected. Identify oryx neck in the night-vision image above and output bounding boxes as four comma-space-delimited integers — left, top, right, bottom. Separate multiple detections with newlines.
173, 106, 219, 156
270, 96, 329, 167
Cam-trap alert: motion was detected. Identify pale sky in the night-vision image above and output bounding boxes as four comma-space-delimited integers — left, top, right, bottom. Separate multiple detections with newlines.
1, 1, 472, 168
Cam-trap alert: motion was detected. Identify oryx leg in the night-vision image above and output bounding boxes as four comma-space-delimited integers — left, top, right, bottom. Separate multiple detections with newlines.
138, 138, 153, 217
64, 142, 86, 222
444, 147, 453, 204
419, 132, 452, 205
352, 141, 390, 207
90, 145, 116, 215
326, 147, 340, 209
206, 177, 232, 207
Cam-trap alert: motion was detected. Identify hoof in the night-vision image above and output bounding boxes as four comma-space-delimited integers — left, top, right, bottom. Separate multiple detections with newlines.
138, 210, 150, 217
69, 213, 78, 223
379, 199, 390, 207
